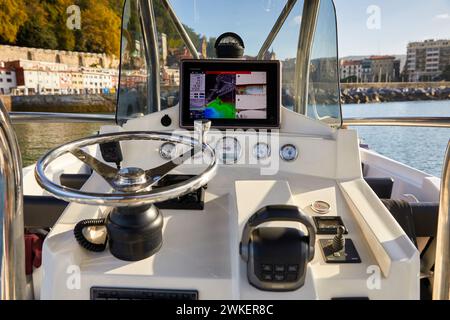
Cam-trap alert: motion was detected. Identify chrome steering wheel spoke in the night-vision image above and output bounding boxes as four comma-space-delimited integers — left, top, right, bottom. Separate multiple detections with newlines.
69, 147, 118, 187
145, 147, 202, 186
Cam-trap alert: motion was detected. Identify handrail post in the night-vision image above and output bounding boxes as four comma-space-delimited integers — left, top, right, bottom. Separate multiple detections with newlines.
433, 140, 450, 300
294, 0, 321, 114
0, 101, 26, 300
140, 0, 161, 112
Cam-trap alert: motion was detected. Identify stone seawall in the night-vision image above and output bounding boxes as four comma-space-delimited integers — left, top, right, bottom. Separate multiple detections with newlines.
0, 45, 119, 69
11, 94, 116, 113
341, 87, 450, 104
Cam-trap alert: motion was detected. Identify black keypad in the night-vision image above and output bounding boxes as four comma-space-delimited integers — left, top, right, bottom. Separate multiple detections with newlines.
259, 264, 300, 283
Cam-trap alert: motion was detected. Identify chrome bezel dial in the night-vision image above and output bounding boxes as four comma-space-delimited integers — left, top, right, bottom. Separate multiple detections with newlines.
280, 144, 298, 162
159, 142, 177, 160
253, 142, 271, 160
216, 137, 242, 164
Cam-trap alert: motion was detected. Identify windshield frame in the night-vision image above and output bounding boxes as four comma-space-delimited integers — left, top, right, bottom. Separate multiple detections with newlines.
115, 0, 343, 128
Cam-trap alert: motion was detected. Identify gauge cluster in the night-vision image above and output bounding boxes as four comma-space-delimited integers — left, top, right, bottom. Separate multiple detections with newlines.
158, 136, 298, 164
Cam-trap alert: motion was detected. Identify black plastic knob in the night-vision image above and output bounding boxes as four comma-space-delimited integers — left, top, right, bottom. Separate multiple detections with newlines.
161, 114, 172, 127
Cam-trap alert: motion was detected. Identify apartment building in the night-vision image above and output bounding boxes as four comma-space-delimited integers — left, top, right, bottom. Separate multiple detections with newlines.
405, 39, 450, 81
5, 60, 67, 95
340, 60, 362, 81
81, 67, 117, 94
3, 60, 118, 95
339, 56, 400, 83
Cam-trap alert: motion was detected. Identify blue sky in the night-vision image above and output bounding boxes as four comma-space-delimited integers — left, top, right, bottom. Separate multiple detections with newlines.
334, 0, 450, 57
170, 0, 450, 59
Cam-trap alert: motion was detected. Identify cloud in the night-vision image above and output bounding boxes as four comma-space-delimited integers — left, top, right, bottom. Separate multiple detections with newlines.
434, 13, 450, 20
292, 15, 302, 25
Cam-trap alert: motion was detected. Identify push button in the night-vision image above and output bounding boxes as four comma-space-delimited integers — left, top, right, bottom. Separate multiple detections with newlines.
261, 264, 273, 272
286, 273, 298, 282
274, 265, 285, 272
274, 273, 285, 281
287, 265, 299, 273
262, 273, 273, 281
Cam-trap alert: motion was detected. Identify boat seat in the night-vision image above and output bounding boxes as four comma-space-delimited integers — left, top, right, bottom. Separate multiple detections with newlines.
365, 177, 394, 199
381, 199, 439, 248
381, 200, 439, 301
408, 202, 439, 238
24, 196, 68, 229
60, 173, 91, 190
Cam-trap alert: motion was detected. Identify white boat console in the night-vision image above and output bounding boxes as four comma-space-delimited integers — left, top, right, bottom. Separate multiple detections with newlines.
37, 105, 419, 300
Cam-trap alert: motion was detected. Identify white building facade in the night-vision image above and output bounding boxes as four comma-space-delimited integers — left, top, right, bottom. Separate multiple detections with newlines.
0, 67, 16, 94
3, 59, 118, 95
340, 60, 362, 81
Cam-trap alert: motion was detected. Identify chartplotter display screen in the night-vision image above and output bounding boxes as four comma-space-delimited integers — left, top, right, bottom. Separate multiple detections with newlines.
180, 60, 280, 128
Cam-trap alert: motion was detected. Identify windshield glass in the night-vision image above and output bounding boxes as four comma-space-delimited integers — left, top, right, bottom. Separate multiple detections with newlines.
116, 0, 341, 126
306, 0, 341, 125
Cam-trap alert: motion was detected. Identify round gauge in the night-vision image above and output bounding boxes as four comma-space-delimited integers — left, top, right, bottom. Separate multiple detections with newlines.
280, 144, 298, 162
216, 137, 242, 164
159, 142, 177, 160
253, 142, 271, 160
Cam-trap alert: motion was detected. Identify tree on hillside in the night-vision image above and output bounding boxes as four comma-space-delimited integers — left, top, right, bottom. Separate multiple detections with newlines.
80, 0, 121, 56
0, 0, 27, 43
2, 0, 124, 56
17, 1, 58, 49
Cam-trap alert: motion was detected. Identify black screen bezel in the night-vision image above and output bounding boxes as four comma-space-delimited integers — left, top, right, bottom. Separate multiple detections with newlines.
180, 59, 280, 129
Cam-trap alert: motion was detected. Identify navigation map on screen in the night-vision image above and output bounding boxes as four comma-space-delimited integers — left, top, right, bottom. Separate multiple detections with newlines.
189, 71, 267, 120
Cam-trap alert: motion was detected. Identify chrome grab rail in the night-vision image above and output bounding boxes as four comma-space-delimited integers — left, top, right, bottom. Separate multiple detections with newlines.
0, 101, 26, 300
294, 0, 321, 114
140, 0, 161, 112
257, 0, 298, 60
343, 116, 450, 128
9, 112, 116, 124
160, 0, 199, 59
433, 140, 450, 300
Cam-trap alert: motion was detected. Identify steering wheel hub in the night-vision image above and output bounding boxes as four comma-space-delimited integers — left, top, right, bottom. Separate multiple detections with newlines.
114, 167, 148, 192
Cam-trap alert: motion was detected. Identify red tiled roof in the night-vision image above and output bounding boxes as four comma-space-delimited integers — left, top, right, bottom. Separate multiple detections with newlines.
369, 55, 395, 60
341, 60, 362, 66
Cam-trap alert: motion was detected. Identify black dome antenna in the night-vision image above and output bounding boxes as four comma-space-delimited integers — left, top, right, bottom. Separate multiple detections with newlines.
215, 32, 245, 58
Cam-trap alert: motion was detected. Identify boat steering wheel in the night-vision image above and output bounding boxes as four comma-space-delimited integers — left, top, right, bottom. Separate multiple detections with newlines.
34, 121, 217, 208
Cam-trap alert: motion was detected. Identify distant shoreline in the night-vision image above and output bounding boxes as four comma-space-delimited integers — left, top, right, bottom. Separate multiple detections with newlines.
1, 81, 449, 114
341, 82, 450, 104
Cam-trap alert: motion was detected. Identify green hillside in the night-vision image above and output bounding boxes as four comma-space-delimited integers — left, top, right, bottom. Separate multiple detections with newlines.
0, 0, 215, 57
